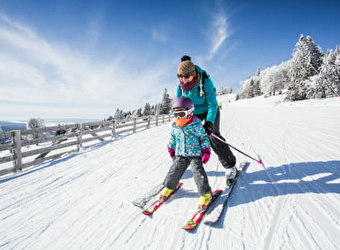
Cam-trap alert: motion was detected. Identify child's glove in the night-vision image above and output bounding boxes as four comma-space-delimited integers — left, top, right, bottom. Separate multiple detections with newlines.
167, 147, 175, 158
203, 121, 214, 135
201, 148, 211, 164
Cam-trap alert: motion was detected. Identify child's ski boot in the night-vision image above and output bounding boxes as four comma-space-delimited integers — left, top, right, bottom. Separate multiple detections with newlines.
159, 187, 174, 203
197, 192, 213, 213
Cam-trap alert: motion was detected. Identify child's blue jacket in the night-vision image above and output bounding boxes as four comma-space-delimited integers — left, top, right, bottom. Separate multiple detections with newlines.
168, 117, 210, 157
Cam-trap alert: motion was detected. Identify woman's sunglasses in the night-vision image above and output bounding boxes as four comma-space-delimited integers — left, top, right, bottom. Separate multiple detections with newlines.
177, 74, 192, 79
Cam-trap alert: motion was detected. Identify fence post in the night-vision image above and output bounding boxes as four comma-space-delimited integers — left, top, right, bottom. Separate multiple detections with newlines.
155, 115, 159, 126
162, 115, 165, 124
147, 116, 151, 129
112, 120, 116, 138
133, 118, 137, 133
77, 123, 83, 151
12, 130, 22, 172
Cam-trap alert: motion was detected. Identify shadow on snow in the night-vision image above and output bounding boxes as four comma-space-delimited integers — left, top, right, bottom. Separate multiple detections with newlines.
235, 160, 340, 201
209, 160, 340, 228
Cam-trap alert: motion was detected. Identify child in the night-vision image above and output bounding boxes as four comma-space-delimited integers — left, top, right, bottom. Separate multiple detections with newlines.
160, 97, 212, 211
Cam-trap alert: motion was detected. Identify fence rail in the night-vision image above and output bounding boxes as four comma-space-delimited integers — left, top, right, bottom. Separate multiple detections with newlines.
0, 114, 172, 177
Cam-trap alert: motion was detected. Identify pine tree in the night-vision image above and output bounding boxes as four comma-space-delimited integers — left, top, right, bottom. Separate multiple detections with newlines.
255, 67, 261, 77
252, 67, 262, 97
160, 88, 172, 115
253, 78, 262, 97
216, 87, 233, 95
143, 103, 151, 116
315, 47, 340, 98
136, 108, 142, 117
154, 103, 161, 115
248, 78, 255, 98
262, 65, 288, 96
238, 77, 251, 99
286, 35, 323, 101
114, 109, 124, 121
334, 46, 340, 96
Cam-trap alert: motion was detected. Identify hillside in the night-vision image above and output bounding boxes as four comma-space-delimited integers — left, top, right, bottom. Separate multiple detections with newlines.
0, 121, 26, 132
0, 95, 339, 250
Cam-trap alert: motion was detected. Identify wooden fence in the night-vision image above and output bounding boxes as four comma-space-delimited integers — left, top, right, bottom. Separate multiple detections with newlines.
0, 114, 172, 177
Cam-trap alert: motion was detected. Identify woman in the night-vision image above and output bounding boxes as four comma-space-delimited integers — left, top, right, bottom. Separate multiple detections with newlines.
176, 55, 237, 184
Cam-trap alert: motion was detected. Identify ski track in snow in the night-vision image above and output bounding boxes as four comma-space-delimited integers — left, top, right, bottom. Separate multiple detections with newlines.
0, 95, 339, 250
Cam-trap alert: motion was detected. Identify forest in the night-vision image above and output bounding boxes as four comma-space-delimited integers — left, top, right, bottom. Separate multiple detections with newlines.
237, 34, 340, 101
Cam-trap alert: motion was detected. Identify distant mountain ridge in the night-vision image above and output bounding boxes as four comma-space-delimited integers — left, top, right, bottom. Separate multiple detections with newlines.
0, 118, 101, 132
0, 121, 26, 132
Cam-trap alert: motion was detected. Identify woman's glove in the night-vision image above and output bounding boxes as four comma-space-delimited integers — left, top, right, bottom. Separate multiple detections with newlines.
167, 147, 175, 158
203, 121, 214, 135
201, 148, 211, 164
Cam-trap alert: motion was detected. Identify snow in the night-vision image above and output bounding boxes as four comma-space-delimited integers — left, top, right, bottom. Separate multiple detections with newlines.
1, 94, 339, 250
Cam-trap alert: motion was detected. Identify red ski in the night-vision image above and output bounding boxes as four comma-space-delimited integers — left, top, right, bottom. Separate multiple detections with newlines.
142, 182, 183, 215
182, 189, 222, 230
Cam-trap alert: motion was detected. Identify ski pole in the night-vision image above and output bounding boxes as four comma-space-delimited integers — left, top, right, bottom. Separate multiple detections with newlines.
211, 133, 263, 164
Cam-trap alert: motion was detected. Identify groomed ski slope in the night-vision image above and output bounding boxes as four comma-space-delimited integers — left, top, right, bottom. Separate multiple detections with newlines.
1, 94, 339, 250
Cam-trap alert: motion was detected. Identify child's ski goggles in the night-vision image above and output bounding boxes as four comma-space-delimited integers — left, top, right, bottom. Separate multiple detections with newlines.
173, 108, 194, 119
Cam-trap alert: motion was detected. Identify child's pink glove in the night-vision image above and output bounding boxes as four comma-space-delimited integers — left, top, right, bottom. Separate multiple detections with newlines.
202, 148, 211, 164
167, 147, 175, 158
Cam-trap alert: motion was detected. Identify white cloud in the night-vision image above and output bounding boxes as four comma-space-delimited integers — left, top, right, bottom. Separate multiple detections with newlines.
0, 14, 173, 120
151, 29, 168, 43
208, 13, 230, 59
195, 6, 233, 68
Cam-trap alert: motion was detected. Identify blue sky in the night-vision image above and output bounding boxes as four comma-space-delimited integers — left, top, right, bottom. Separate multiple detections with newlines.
0, 0, 339, 120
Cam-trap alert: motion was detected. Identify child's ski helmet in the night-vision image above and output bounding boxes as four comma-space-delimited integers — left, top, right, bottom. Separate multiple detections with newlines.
172, 97, 194, 110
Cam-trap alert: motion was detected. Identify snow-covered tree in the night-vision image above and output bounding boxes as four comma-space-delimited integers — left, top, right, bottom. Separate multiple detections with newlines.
114, 109, 124, 121
314, 47, 340, 98
315, 50, 333, 98
260, 62, 289, 96
255, 67, 261, 77
286, 35, 323, 101
143, 103, 152, 116
248, 78, 256, 98
27, 118, 45, 129
160, 88, 172, 115
253, 78, 261, 97
335, 46, 340, 96
136, 108, 142, 117
0, 125, 7, 144
153, 103, 161, 115
27, 118, 45, 142
237, 77, 250, 99
238, 74, 262, 99
216, 87, 233, 96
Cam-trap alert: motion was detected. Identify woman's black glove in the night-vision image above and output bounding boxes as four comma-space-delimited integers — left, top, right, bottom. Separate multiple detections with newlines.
203, 121, 214, 135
